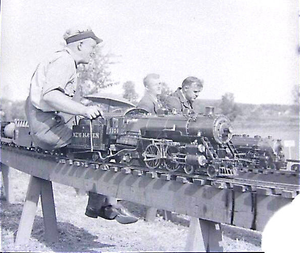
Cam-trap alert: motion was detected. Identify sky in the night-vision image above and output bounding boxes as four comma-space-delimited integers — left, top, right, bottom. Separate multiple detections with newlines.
0, 0, 299, 104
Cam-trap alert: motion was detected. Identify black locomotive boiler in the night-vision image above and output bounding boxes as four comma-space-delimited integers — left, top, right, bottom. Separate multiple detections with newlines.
69, 104, 240, 178
231, 134, 286, 170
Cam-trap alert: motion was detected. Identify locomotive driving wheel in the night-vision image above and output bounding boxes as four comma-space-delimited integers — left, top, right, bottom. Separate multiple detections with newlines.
143, 143, 161, 169
164, 146, 183, 172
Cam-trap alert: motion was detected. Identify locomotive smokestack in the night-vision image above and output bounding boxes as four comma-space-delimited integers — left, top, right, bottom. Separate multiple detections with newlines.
205, 106, 215, 116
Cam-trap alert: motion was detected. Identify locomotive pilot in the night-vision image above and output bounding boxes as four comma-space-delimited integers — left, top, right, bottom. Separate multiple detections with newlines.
166, 76, 203, 114
25, 26, 138, 224
137, 73, 163, 114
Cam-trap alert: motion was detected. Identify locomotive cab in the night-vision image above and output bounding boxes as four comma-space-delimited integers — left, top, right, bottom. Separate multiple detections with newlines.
68, 93, 136, 160
70, 118, 108, 151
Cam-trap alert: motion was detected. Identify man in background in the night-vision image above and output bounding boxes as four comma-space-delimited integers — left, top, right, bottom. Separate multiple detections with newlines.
25, 26, 137, 224
166, 76, 203, 114
137, 73, 163, 114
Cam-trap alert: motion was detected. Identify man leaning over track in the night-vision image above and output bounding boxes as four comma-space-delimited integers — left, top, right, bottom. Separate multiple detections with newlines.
166, 76, 203, 114
25, 26, 138, 224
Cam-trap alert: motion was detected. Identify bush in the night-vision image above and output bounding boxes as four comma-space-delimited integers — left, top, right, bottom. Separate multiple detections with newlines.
219, 93, 241, 121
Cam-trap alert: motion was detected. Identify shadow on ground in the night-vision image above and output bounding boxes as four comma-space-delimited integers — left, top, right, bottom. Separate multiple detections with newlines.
0, 200, 114, 252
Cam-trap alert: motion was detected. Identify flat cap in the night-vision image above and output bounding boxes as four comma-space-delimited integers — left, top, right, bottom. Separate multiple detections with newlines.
63, 26, 102, 44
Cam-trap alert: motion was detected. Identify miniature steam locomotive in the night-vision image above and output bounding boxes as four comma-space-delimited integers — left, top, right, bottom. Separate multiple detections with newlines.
231, 134, 286, 170
0, 95, 290, 178
69, 107, 240, 177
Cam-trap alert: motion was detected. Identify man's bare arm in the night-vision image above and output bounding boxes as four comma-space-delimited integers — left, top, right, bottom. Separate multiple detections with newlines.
43, 90, 102, 119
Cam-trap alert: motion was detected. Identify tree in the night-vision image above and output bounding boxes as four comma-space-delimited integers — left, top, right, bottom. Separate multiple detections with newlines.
219, 93, 240, 121
292, 84, 300, 105
122, 81, 139, 104
291, 84, 300, 114
1, 99, 26, 121
158, 82, 172, 108
77, 45, 118, 96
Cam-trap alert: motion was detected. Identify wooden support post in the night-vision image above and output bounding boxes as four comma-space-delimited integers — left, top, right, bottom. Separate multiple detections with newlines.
15, 176, 58, 245
1, 163, 14, 203
41, 179, 58, 243
15, 176, 41, 245
185, 217, 223, 252
145, 207, 157, 222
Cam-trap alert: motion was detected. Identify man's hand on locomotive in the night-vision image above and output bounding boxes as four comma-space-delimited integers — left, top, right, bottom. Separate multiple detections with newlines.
84, 105, 104, 120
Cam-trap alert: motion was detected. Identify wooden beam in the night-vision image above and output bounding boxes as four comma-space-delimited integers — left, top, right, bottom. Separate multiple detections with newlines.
145, 207, 157, 222
15, 176, 41, 245
1, 148, 233, 225
40, 179, 58, 243
185, 217, 223, 252
1, 147, 296, 232
199, 218, 223, 252
232, 192, 255, 229
15, 176, 58, 245
256, 194, 291, 231
1, 163, 14, 203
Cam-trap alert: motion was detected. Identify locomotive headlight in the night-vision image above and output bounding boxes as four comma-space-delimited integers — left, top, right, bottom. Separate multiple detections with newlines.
197, 144, 205, 153
198, 155, 207, 166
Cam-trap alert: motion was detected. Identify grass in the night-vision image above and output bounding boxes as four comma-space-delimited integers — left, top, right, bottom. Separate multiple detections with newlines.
1, 169, 262, 252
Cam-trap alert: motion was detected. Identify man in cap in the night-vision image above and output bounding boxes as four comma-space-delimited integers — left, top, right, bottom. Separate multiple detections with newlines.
137, 73, 163, 114
25, 26, 138, 224
166, 76, 203, 114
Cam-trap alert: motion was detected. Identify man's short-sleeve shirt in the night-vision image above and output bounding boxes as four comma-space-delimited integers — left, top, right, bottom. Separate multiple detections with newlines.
30, 48, 77, 112
166, 87, 193, 113
137, 92, 162, 115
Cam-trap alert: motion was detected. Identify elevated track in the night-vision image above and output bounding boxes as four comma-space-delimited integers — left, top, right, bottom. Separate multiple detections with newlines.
1, 141, 299, 251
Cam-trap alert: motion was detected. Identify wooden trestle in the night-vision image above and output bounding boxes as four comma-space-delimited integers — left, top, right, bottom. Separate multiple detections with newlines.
1, 144, 299, 252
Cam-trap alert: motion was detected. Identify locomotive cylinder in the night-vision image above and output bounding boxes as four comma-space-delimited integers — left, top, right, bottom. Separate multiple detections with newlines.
185, 154, 207, 166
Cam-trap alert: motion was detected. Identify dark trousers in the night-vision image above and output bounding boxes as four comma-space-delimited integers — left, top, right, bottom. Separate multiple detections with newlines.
25, 97, 72, 150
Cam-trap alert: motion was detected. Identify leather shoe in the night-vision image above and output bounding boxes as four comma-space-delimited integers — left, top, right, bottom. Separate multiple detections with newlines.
85, 204, 138, 224
85, 206, 101, 219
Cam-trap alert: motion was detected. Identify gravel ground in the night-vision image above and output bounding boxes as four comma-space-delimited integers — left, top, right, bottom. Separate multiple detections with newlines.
1, 169, 262, 252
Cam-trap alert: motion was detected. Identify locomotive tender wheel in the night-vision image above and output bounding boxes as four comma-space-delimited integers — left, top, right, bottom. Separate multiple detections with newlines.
183, 165, 194, 175
143, 144, 161, 169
